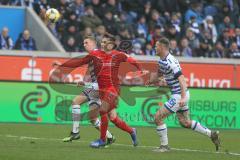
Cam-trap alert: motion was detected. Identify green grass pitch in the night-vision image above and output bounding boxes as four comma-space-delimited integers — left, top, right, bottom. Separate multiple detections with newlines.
0, 123, 239, 160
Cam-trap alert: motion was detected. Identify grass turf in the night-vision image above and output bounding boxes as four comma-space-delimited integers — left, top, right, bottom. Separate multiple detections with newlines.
0, 123, 239, 160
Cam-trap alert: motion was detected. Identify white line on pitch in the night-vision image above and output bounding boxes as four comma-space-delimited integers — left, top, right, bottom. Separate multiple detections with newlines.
1, 134, 240, 157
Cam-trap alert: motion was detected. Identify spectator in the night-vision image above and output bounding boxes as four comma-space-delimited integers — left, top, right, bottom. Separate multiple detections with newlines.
145, 43, 156, 56
170, 39, 180, 56
228, 42, 240, 58
170, 12, 181, 33
91, 0, 103, 18
62, 24, 82, 46
178, 0, 191, 14
237, 15, 240, 28
101, 0, 120, 16
95, 25, 107, 43
121, 0, 143, 17
203, 15, 218, 43
119, 11, 135, 31
185, 16, 200, 35
203, 0, 218, 17
233, 28, 240, 49
185, 2, 203, 25
180, 37, 192, 57
212, 42, 226, 58
118, 27, 132, 40
33, 0, 50, 15
102, 11, 117, 35
148, 10, 166, 32
0, 0, 11, 5
64, 36, 79, 52
56, 0, 69, 20
64, 11, 83, 31
130, 42, 144, 55
197, 31, 214, 57
2, 0, 239, 59
149, 26, 163, 46
66, 0, 85, 19
185, 28, 200, 52
0, 27, 14, 50
154, 0, 179, 14
136, 15, 148, 39
217, 29, 233, 49
217, 4, 236, 25
218, 16, 235, 35
82, 27, 94, 38
164, 24, 180, 42
142, 1, 152, 21
81, 6, 102, 29
14, 30, 37, 51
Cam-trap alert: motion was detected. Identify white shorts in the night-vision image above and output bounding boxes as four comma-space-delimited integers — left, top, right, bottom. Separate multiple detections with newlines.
82, 88, 101, 107
164, 91, 190, 113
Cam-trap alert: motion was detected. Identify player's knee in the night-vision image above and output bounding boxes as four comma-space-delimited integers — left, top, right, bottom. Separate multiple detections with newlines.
108, 115, 115, 121
90, 119, 96, 125
179, 120, 191, 128
72, 99, 80, 105
72, 101, 81, 108
155, 112, 163, 125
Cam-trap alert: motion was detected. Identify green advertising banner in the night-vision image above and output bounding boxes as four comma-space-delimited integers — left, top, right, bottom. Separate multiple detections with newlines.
0, 81, 239, 129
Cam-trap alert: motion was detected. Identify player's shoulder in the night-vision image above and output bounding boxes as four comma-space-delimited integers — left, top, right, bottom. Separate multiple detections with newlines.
90, 49, 105, 55
112, 50, 128, 57
166, 53, 179, 65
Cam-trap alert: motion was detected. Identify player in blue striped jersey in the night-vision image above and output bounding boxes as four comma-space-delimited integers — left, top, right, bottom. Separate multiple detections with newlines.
151, 38, 220, 152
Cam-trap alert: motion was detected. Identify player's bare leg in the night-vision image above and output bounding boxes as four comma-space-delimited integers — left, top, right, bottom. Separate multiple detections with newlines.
62, 94, 87, 142
153, 107, 172, 152
89, 104, 115, 145
177, 111, 221, 151
90, 99, 110, 148
108, 109, 138, 146
63, 94, 113, 142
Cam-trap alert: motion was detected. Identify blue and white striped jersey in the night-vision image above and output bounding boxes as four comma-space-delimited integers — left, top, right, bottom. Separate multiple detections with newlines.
158, 53, 182, 94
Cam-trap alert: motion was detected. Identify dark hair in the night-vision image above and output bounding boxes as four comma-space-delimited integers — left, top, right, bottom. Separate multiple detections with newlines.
83, 35, 96, 42
102, 34, 117, 49
158, 37, 170, 48
103, 34, 116, 42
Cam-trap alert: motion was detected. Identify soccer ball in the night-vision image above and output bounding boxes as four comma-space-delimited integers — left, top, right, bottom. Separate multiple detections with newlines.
45, 8, 60, 23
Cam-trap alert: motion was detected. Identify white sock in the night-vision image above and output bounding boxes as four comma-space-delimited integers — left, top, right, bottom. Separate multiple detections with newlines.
72, 105, 81, 133
156, 124, 168, 146
94, 118, 112, 138
106, 130, 113, 139
191, 120, 211, 137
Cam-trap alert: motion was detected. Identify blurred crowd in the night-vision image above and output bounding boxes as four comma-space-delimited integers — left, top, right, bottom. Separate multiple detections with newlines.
0, 27, 37, 51
1, 0, 240, 58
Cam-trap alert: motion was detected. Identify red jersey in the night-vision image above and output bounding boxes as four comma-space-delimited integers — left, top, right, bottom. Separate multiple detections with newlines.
61, 49, 141, 91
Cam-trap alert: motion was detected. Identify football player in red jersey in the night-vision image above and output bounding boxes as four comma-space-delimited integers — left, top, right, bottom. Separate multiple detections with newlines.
53, 36, 115, 144
90, 35, 146, 148
53, 35, 145, 148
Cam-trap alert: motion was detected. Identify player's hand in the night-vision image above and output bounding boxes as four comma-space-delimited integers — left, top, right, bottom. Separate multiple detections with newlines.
52, 61, 62, 67
126, 70, 149, 80
141, 70, 149, 75
77, 81, 85, 87
179, 97, 187, 107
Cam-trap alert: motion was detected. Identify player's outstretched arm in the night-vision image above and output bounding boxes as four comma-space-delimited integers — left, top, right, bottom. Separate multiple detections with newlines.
146, 72, 164, 86
60, 55, 92, 68
126, 56, 142, 72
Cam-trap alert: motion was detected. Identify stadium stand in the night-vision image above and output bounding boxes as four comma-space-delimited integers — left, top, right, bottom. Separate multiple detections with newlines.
0, 0, 240, 58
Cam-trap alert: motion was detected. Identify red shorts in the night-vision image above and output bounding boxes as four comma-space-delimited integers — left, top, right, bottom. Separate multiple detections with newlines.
99, 86, 119, 111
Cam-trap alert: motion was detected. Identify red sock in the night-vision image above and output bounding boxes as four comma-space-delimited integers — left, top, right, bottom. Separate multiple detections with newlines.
100, 113, 108, 142
111, 116, 133, 134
